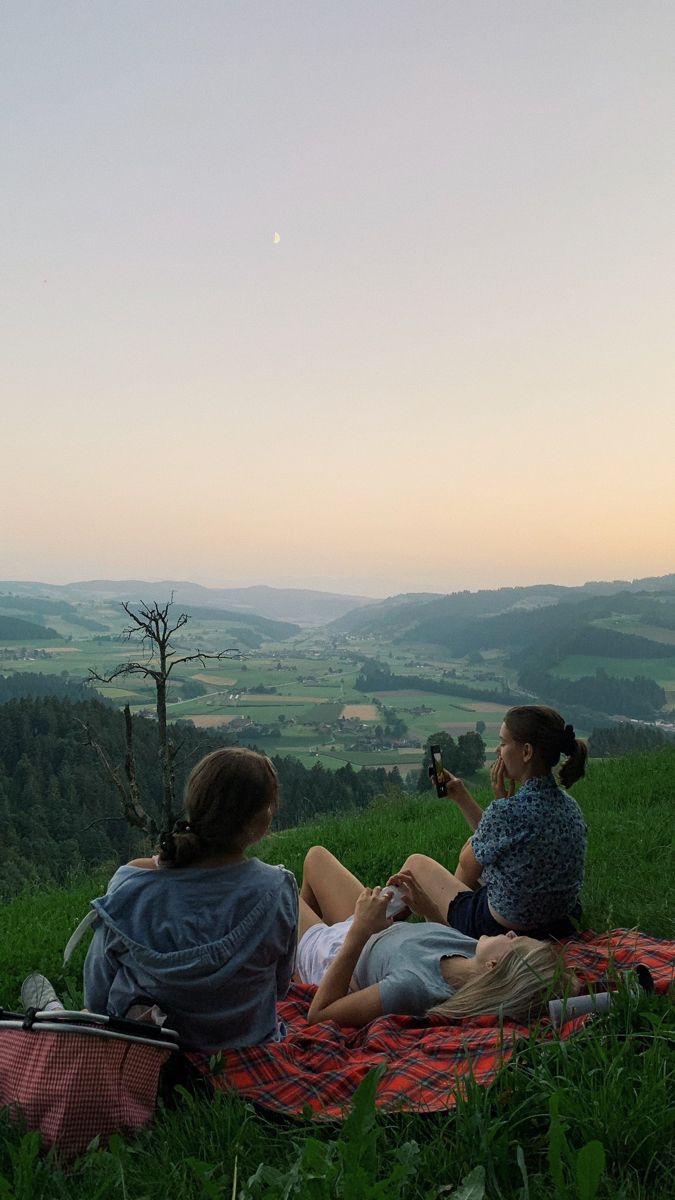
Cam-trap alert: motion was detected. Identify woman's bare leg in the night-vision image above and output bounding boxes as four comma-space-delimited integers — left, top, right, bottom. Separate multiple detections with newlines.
297, 896, 328, 942
394, 853, 471, 925
300, 845, 365, 924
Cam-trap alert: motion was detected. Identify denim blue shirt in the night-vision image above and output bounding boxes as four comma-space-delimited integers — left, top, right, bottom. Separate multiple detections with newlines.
83, 858, 298, 1051
471, 775, 587, 926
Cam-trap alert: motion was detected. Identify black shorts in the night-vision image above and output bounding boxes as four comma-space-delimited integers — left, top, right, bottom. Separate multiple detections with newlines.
447, 886, 581, 941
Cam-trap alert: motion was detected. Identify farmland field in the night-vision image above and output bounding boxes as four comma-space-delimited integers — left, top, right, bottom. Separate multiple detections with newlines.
0, 624, 507, 775
187, 714, 239, 727
4, 586, 675, 778
341, 702, 379, 719
594, 617, 675, 646
191, 672, 237, 685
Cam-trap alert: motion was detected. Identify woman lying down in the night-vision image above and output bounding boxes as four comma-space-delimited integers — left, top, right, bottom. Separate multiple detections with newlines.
297, 847, 574, 1027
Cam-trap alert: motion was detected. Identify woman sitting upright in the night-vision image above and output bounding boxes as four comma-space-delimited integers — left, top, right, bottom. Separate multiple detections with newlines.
390, 706, 587, 940
83, 747, 298, 1050
297, 846, 570, 1029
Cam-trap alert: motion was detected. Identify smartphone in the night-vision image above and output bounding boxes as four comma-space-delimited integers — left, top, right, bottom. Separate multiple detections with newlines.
429, 744, 448, 797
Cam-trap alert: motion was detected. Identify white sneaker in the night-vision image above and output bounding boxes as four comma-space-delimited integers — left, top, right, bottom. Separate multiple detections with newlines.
21, 972, 64, 1012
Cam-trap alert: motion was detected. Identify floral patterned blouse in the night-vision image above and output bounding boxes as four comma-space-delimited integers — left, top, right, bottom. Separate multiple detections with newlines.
471, 774, 587, 926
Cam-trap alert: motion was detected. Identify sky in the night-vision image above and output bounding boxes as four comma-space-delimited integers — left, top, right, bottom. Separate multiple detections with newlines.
2, 1, 674, 599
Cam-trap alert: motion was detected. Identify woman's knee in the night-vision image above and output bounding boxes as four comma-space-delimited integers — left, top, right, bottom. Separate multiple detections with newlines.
400, 852, 437, 874
304, 845, 335, 875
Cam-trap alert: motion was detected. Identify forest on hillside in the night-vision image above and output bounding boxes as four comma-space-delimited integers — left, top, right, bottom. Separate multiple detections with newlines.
355, 654, 666, 721
338, 584, 675, 724
0, 693, 405, 900
0, 674, 672, 902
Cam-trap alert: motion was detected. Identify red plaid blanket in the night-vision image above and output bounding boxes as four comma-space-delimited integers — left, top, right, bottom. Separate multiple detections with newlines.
188, 930, 674, 1118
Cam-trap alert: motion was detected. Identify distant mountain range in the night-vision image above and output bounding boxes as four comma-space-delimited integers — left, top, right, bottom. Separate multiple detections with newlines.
1, 571, 673, 631
328, 574, 675, 637
331, 572, 675, 724
0, 579, 375, 626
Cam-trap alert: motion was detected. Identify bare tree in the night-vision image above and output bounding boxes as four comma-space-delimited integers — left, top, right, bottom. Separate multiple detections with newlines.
77, 703, 156, 836
87, 597, 238, 832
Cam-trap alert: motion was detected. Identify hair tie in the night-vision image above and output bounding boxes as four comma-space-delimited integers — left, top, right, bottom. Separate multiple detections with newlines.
172, 818, 192, 835
160, 819, 193, 848
561, 724, 576, 755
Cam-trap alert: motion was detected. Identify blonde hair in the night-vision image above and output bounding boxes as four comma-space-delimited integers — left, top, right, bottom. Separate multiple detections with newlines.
430, 943, 571, 1022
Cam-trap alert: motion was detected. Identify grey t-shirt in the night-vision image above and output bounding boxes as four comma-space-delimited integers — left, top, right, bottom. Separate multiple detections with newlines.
352, 923, 478, 1015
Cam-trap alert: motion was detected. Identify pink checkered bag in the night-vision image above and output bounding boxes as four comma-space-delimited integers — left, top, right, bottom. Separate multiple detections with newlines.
0, 1008, 179, 1161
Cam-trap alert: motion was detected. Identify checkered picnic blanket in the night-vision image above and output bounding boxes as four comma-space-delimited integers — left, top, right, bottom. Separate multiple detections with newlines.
0, 1022, 174, 1159
188, 930, 674, 1118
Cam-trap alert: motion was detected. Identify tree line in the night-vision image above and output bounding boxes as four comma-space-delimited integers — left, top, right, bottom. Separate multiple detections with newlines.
354, 654, 668, 723
415, 731, 486, 792
355, 658, 516, 705
0, 671, 93, 704
0, 694, 407, 901
516, 665, 666, 721
588, 722, 674, 757
0, 616, 61, 640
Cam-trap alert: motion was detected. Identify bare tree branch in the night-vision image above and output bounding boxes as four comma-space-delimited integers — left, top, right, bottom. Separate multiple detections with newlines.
123, 704, 150, 832
89, 661, 164, 685
77, 815, 128, 835
76, 716, 156, 836
165, 648, 239, 677
166, 612, 189, 638
90, 649, 239, 685
85, 597, 240, 833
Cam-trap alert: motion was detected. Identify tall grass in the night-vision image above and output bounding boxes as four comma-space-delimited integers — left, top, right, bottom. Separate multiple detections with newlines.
0, 749, 673, 1197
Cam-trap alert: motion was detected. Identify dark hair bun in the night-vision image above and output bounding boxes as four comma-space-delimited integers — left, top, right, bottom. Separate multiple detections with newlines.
561, 724, 576, 755
158, 820, 202, 867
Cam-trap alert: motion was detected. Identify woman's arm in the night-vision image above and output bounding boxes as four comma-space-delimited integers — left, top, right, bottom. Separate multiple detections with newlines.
456, 838, 483, 890
83, 924, 116, 1014
452, 762, 516, 885
307, 888, 390, 1027
276, 874, 300, 1000
307, 976, 384, 1027
441, 757, 515, 834
442, 772, 484, 831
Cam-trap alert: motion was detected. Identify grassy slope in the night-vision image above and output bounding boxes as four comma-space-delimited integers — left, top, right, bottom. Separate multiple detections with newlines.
0, 751, 673, 1198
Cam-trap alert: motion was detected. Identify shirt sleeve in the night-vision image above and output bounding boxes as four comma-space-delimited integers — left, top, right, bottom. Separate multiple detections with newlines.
274, 870, 299, 1000
471, 797, 529, 867
82, 922, 116, 1014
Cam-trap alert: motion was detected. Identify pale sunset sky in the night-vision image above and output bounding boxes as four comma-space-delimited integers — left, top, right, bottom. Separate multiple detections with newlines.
2, 2, 674, 598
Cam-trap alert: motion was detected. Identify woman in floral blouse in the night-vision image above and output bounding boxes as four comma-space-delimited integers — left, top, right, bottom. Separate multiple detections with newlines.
389, 706, 588, 940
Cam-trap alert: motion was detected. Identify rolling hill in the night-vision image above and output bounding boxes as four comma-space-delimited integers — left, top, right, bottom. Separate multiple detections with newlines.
0, 579, 375, 625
